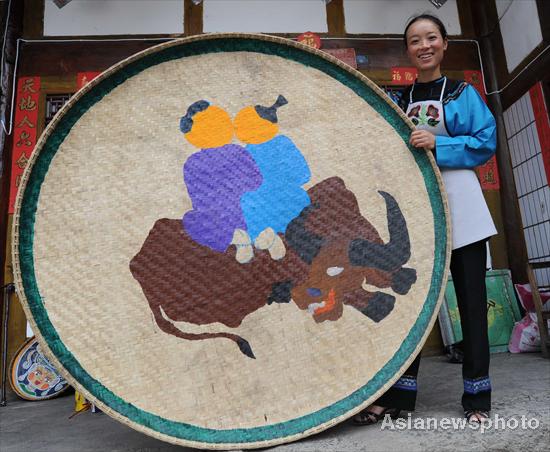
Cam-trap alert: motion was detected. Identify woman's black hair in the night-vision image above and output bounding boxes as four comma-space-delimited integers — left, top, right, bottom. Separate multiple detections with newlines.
403, 14, 448, 47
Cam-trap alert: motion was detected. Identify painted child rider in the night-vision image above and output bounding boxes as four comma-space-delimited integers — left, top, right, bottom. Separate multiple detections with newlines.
354, 13, 497, 425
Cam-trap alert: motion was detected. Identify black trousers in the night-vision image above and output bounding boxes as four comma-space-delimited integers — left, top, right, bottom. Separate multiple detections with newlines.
376, 239, 491, 412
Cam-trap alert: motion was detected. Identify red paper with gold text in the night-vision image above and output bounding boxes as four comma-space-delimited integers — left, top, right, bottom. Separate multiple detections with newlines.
77, 72, 101, 89
296, 32, 321, 50
464, 70, 500, 191
390, 67, 417, 86
9, 77, 40, 213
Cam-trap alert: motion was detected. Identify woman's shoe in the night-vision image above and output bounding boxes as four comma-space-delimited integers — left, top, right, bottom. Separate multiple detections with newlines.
464, 410, 490, 424
352, 407, 401, 426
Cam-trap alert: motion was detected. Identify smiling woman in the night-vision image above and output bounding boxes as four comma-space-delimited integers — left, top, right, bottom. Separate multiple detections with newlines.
404, 14, 449, 83
354, 13, 498, 427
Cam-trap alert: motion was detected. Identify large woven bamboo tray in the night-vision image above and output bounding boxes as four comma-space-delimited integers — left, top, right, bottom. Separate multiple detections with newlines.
12, 33, 450, 449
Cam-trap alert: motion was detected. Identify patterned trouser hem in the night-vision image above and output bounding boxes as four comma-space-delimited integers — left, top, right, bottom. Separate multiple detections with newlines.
463, 376, 491, 394
393, 375, 418, 392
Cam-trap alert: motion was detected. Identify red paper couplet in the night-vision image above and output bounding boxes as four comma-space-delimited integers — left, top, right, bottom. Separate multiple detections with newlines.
9, 77, 41, 213
389, 67, 417, 86
296, 32, 321, 50
464, 70, 500, 190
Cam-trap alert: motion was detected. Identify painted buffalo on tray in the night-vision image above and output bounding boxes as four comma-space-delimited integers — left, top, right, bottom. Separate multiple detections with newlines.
129, 97, 416, 358
130, 176, 416, 359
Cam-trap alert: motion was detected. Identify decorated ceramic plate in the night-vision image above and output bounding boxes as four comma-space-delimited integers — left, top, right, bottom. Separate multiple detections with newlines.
9, 336, 70, 401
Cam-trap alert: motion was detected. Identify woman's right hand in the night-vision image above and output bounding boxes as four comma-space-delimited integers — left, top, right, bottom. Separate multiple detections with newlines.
409, 130, 436, 151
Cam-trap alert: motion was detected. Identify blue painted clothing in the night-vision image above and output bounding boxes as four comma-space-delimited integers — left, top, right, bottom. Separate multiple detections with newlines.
241, 135, 311, 241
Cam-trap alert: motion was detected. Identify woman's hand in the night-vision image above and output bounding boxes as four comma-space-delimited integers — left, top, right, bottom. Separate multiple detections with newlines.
409, 130, 436, 150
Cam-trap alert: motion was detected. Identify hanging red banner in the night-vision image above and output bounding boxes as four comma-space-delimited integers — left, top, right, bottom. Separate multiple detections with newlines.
296, 32, 321, 50
529, 82, 550, 185
323, 48, 357, 69
463, 70, 486, 102
77, 72, 101, 89
476, 156, 500, 191
389, 67, 417, 85
464, 70, 500, 190
9, 77, 41, 213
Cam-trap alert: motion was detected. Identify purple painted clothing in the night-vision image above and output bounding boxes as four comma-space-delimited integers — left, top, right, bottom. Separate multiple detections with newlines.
183, 144, 262, 252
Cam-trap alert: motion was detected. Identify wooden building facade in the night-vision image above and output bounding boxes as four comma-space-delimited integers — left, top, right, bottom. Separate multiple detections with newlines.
1, 0, 549, 371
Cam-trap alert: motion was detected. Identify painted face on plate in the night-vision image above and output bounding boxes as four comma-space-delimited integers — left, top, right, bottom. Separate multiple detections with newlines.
27, 364, 58, 391
406, 19, 448, 73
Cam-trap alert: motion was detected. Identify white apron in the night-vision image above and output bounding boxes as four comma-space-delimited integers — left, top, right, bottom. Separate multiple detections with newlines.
406, 77, 496, 250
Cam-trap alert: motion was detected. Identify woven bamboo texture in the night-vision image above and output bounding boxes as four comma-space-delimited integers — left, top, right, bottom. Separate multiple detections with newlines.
12, 33, 450, 449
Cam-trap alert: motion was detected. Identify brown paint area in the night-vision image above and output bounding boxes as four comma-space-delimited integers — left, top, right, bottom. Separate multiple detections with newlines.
291, 243, 394, 323
130, 177, 414, 357
289, 178, 397, 323
130, 219, 308, 328
298, 178, 382, 245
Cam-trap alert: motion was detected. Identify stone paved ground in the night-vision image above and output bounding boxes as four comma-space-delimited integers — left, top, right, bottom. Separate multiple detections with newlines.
1, 353, 549, 452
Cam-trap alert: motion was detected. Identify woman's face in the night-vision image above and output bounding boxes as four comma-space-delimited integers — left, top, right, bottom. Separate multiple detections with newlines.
405, 19, 448, 73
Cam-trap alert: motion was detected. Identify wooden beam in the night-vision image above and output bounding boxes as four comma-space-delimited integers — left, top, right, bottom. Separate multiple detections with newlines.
500, 46, 550, 110
17, 41, 165, 76
456, 0, 476, 39
16, 39, 482, 82
184, 0, 203, 36
1, 217, 28, 385
537, 0, 550, 42
472, 0, 529, 283
326, 0, 345, 37
23, 0, 44, 39
39, 75, 78, 93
